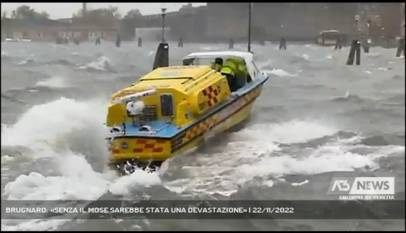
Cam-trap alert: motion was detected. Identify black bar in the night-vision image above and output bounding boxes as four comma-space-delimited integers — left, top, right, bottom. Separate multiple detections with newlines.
1, 200, 404, 220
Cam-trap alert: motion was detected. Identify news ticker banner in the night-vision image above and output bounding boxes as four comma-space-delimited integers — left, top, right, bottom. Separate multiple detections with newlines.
1, 200, 404, 219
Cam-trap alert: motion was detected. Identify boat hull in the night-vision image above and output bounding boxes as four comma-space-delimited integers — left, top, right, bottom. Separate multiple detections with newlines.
108, 84, 264, 163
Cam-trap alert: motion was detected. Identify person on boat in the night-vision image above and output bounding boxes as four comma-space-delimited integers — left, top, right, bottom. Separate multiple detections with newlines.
220, 58, 247, 91
211, 57, 223, 71
220, 66, 236, 92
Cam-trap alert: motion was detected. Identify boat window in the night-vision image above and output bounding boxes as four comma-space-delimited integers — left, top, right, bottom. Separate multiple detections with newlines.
247, 74, 252, 83
251, 61, 258, 72
139, 105, 157, 121
160, 94, 174, 116
251, 61, 259, 74
182, 58, 194, 65
183, 57, 223, 66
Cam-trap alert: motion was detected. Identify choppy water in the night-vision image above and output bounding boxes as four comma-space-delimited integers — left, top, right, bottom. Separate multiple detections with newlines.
1, 41, 405, 230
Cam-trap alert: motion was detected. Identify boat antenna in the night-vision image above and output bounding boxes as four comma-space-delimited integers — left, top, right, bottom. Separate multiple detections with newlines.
161, 8, 167, 42
152, 7, 169, 69
248, 2, 252, 53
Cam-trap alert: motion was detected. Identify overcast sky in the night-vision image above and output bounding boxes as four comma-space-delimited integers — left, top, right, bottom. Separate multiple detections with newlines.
1, 2, 207, 19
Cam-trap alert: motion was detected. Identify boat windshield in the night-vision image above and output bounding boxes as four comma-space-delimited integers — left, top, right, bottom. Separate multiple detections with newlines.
183, 55, 259, 81
183, 57, 222, 66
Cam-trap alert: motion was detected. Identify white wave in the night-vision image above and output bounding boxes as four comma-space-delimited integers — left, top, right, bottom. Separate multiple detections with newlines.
264, 68, 298, 77
325, 55, 333, 59
291, 180, 309, 186
301, 54, 310, 60
238, 120, 337, 144
17, 58, 34, 65
165, 120, 403, 198
365, 53, 381, 57
336, 134, 363, 145
340, 90, 358, 99
2, 96, 164, 207
162, 178, 189, 194
237, 144, 378, 178
4, 153, 110, 200
256, 59, 273, 69
368, 145, 405, 159
1, 96, 163, 227
237, 131, 404, 180
2, 219, 69, 231
35, 76, 70, 88
78, 56, 114, 72
344, 90, 351, 99
109, 169, 162, 196
377, 67, 390, 71
164, 120, 338, 196
4, 153, 163, 200
364, 70, 372, 75
4, 154, 163, 200
1, 154, 15, 163
167, 120, 403, 197
1, 97, 107, 152
28, 89, 39, 93
263, 180, 274, 187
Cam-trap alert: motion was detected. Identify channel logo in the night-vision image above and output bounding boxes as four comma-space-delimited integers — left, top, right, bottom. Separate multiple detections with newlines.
328, 177, 395, 198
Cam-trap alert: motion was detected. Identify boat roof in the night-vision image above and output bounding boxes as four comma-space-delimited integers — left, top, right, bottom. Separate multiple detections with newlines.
140, 65, 211, 81
183, 51, 254, 63
134, 65, 214, 94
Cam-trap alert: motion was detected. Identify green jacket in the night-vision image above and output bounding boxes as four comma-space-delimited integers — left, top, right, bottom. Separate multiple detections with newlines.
221, 58, 247, 77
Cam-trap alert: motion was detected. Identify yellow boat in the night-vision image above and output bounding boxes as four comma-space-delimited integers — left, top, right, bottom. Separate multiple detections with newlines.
106, 51, 269, 173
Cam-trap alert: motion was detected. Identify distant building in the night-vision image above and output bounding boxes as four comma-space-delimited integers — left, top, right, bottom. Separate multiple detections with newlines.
1, 18, 68, 41
55, 14, 120, 42
205, 3, 358, 41
56, 18, 73, 24
2, 3, 402, 43
56, 23, 119, 42
121, 4, 208, 42
168, 4, 208, 41
1, 13, 120, 42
